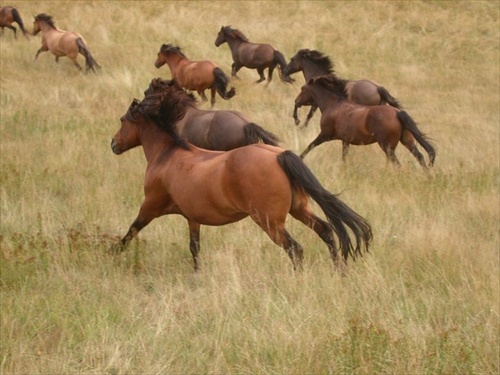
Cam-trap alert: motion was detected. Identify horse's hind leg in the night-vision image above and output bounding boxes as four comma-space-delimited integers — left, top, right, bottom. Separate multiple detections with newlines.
342, 142, 350, 162
401, 130, 427, 168
255, 68, 266, 84
188, 220, 201, 271
210, 87, 216, 107
267, 65, 275, 84
198, 90, 208, 103
382, 145, 400, 166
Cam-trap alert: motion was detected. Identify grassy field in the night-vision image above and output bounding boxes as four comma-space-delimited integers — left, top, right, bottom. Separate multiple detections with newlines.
1, 1, 498, 374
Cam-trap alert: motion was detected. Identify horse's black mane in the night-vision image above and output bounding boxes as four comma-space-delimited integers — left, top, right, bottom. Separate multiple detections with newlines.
126, 78, 197, 149
159, 43, 187, 58
221, 26, 249, 42
34, 13, 56, 29
310, 75, 348, 99
298, 49, 336, 75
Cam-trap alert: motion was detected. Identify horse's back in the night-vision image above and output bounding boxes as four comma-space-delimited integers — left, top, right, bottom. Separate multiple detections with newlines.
239, 42, 275, 67
346, 79, 382, 106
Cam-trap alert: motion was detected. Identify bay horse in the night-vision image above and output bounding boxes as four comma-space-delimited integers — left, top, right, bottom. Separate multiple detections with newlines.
33, 13, 100, 73
143, 78, 280, 150
297, 75, 435, 169
214, 26, 295, 84
110, 89, 372, 272
283, 49, 402, 127
154, 43, 235, 107
0, 6, 29, 39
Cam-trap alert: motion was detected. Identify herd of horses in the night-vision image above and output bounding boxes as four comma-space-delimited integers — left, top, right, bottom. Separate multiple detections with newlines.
3, 5, 438, 273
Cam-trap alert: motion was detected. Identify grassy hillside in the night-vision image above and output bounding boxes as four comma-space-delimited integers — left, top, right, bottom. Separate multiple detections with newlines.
1, 1, 498, 374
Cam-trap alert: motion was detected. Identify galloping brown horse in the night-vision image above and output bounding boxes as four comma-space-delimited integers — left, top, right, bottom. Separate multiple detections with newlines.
0, 6, 29, 39
283, 49, 402, 127
110, 90, 372, 272
154, 44, 235, 107
297, 76, 435, 169
33, 13, 100, 73
214, 26, 295, 84
143, 78, 280, 150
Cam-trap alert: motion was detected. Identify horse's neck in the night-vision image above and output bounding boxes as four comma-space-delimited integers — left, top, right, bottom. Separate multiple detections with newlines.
225, 36, 245, 51
309, 86, 344, 112
165, 55, 187, 74
302, 60, 330, 81
139, 122, 176, 163
39, 23, 64, 34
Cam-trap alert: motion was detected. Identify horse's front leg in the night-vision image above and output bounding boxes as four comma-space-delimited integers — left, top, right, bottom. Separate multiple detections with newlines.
255, 68, 266, 84
198, 90, 208, 102
300, 133, 330, 159
35, 46, 48, 60
293, 105, 301, 126
188, 220, 201, 271
342, 142, 350, 162
303, 104, 318, 127
231, 62, 241, 79
111, 215, 152, 254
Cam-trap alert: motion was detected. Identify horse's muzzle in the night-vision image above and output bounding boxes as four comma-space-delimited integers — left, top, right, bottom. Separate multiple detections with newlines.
110, 139, 122, 155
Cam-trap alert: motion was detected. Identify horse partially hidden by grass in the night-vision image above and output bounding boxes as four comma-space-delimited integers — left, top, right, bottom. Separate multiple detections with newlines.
155, 43, 235, 107
33, 13, 100, 73
297, 75, 435, 169
0, 6, 29, 39
283, 49, 403, 127
143, 78, 280, 150
214, 25, 295, 85
110, 86, 372, 272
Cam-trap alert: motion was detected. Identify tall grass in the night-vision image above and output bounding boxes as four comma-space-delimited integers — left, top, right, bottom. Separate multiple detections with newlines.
1, 1, 498, 374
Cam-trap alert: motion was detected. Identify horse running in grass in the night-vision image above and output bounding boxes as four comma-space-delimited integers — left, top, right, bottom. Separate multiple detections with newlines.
110, 87, 372, 272
143, 78, 280, 151
154, 43, 235, 107
214, 25, 295, 85
0, 6, 29, 39
33, 13, 100, 73
297, 75, 435, 169
283, 49, 402, 127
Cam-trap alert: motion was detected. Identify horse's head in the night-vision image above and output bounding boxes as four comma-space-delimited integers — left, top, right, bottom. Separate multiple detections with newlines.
155, 43, 186, 68
33, 13, 55, 35
295, 84, 315, 107
111, 99, 142, 155
283, 50, 306, 76
214, 26, 228, 46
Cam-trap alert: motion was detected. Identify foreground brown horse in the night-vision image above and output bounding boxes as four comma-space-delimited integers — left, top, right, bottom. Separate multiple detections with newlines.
0, 6, 29, 39
214, 26, 294, 84
110, 90, 372, 272
33, 13, 100, 73
283, 49, 402, 126
155, 44, 235, 107
298, 76, 435, 169
143, 78, 279, 150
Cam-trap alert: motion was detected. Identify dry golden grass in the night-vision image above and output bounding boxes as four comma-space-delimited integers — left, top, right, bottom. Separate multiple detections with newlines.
1, 1, 499, 374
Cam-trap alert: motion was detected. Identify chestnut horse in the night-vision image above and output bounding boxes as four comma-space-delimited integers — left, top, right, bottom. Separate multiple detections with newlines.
283, 49, 403, 127
110, 91, 372, 272
0, 6, 29, 39
154, 43, 235, 107
214, 26, 295, 84
297, 76, 435, 169
33, 13, 100, 73
143, 78, 280, 150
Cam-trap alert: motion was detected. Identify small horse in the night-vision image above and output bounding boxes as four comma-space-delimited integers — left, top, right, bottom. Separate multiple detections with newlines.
143, 78, 280, 150
298, 75, 435, 169
154, 43, 235, 107
214, 26, 295, 84
33, 13, 100, 73
283, 49, 402, 127
0, 6, 29, 39
110, 90, 372, 272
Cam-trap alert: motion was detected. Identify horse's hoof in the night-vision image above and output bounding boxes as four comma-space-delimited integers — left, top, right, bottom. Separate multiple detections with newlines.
108, 243, 124, 255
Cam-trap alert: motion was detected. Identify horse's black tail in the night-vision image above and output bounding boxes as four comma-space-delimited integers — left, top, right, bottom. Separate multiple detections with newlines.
76, 37, 101, 73
213, 67, 236, 99
274, 50, 295, 84
243, 123, 280, 146
377, 86, 403, 110
396, 111, 436, 167
11, 8, 29, 37
277, 151, 372, 261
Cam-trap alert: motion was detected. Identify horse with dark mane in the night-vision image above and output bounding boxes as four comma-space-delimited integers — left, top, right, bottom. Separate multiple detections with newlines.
155, 43, 235, 107
143, 78, 279, 150
0, 6, 29, 39
214, 25, 295, 84
283, 49, 402, 126
33, 13, 100, 73
110, 85, 372, 272
297, 75, 435, 169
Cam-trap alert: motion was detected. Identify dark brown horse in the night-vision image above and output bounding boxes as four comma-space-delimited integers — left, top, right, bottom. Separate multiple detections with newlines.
297, 76, 435, 169
0, 6, 29, 39
155, 43, 235, 107
214, 26, 295, 84
110, 89, 372, 272
143, 78, 280, 150
33, 13, 100, 73
283, 49, 402, 127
